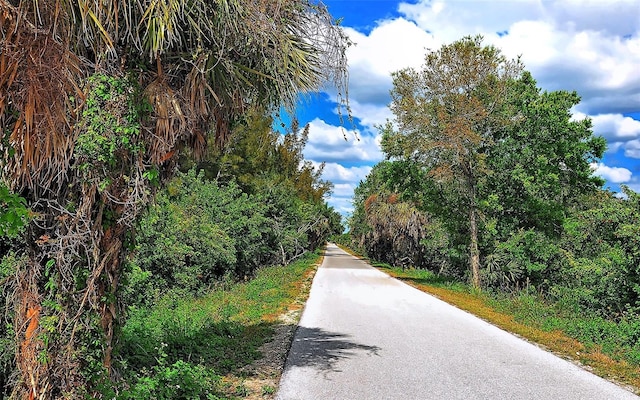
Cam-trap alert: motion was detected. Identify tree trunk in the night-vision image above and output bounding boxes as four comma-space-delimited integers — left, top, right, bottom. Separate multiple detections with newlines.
98, 223, 126, 378
15, 264, 47, 400
469, 207, 481, 288
13, 186, 129, 399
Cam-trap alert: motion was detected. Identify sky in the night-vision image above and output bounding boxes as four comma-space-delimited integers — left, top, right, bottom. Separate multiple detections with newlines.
296, 0, 640, 217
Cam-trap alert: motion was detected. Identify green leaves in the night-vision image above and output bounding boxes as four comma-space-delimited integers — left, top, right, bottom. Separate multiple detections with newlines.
0, 183, 29, 238
356, 38, 616, 293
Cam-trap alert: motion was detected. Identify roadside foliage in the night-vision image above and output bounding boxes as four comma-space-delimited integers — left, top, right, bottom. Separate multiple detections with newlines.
0, 0, 347, 397
348, 36, 640, 368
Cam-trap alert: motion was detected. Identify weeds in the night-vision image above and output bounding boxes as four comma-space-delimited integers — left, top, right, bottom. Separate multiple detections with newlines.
115, 250, 321, 398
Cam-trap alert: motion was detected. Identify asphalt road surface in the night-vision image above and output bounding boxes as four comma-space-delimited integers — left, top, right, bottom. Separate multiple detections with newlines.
276, 243, 639, 400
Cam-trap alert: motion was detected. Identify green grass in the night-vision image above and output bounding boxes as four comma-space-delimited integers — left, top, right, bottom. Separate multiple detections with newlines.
116, 250, 321, 399
375, 263, 467, 291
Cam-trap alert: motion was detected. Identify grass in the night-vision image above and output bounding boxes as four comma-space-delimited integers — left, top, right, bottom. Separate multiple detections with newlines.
117, 250, 322, 399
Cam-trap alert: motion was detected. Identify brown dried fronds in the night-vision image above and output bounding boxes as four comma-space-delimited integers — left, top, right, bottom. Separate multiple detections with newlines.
144, 74, 187, 164
1, 3, 84, 195
14, 262, 48, 400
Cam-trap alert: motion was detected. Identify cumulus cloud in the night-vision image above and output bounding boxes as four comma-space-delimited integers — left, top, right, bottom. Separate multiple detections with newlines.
348, 99, 394, 132
331, 183, 358, 198
326, 195, 355, 216
572, 112, 640, 156
317, 163, 372, 184
344, 19, 436, 102
303, 118, 383, 163
310, 0, 640, 212
396, 0, 640, 115
623, 139, 640, 159
303, 121, 378, 216
589, 113, 640, 141
327, 18, 436, 128
591, 163, 632, 183
333, 0, 640, 134
309, 162, 371, 209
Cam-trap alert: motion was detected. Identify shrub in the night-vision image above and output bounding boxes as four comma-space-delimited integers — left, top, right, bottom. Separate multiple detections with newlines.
0, 253, 22, 398
484, 229, 560, 290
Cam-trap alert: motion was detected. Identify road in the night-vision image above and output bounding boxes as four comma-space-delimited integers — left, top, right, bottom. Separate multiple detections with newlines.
276, 243, 639, 400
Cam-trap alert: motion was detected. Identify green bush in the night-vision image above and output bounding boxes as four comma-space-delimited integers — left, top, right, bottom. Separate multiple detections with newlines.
0, 183, 29, 237
124, 169, 340, 308
120, 356, 222, 400
0, 253, 21, 398
554, 188, 640, 317
128, 189, 237, 303
552, 247, 634, 317
123, 170, 265, 305
484, 229, 560, 290
116, 252, 319, 398
489, 291, 640, 366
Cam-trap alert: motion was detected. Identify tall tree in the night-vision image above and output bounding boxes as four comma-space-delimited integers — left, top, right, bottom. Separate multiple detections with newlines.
382, 36, 522, 287
486, 72, 605, 237
0, 0, 350, 397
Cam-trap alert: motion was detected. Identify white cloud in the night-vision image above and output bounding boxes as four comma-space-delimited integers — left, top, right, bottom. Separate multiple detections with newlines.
326, 195, 355, 216
331, 183, 357, 198
395, 0, 640, 115
572, 112, 640, 142
591, 163, 632, 183
624, 139, 640, 158
303, 122, 379, 217
333, 0, 640, 135
317, 163, 372, 184
590, 113, 640, 141
332, 18, 437, 125
398, 0, 544, 43
345, 19, 437, 89
348, 100, 394, 132
304, 118, 383, 163
307, 0, 640, 207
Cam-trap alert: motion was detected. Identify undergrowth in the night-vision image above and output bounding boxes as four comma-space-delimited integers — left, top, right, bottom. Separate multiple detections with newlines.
114, 250, 321, 399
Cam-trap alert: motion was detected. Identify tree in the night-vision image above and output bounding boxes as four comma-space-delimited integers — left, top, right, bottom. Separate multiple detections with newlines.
210, 110, 333, 202
557, 186, 640, 316
382, 36, 522, 287
486, 72, 605, 238
0, 0, 350, 397
349, 162, 453, 273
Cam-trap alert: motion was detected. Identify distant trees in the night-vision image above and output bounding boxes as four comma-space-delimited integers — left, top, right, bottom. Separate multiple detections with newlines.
353, 36, 608, 292
0, 0, 349, 397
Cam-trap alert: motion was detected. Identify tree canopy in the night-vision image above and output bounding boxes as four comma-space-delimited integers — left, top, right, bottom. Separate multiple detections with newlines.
381, 35, 523, 287
354, 36, 607, 290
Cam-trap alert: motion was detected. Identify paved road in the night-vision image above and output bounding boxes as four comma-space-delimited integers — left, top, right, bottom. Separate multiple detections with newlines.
276, 243, 639, 400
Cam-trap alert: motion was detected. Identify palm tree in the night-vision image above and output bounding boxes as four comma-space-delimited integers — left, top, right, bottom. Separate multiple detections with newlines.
0, 0, 350, 397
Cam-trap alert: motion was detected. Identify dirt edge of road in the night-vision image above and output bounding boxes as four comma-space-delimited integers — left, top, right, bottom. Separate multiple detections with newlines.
239, 254, 322, 399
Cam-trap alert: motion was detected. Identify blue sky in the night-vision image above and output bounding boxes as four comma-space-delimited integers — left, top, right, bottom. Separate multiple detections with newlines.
296, 0, 640, 216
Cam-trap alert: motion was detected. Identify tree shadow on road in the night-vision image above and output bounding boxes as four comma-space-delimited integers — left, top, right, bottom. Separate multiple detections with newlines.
285, 326, 381, 373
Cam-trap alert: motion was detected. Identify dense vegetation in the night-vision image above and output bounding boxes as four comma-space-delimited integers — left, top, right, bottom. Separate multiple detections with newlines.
345, 36, 640, 366
1, 1, 636, 395
0, 0, 348, 397
1, 109, 343, 397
